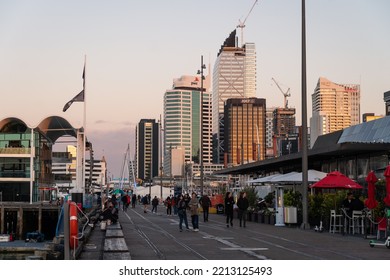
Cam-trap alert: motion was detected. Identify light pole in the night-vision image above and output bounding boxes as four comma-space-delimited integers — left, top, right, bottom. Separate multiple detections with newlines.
159, 115, 164, 199
197, 55, 206, 195
301, 0, 309, 229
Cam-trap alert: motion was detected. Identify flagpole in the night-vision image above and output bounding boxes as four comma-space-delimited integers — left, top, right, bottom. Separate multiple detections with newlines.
83, 55, 87, 195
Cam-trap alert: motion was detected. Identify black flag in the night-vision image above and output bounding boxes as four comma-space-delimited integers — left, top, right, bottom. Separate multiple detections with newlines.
63, 64, 85, 112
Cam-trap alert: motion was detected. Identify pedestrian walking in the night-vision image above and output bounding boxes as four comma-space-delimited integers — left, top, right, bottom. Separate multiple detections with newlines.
237, 191, 249, 227
184, 193, 190, 209
151, 196, 159, 213
141, 195, 148, 213
121, 193, 129, 212
165, 196, 172, 216
177, 194, 189, 232
131, 194, 137, 208
173, 195, 178, 215
225, 192, 234, 228
199, 194, 212, 222
189, 192, 199, 231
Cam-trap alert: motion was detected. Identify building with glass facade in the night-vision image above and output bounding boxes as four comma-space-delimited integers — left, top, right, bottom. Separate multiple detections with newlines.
212, 29, 257, 163
0, 116, 79, 202
224, 98, 266, 166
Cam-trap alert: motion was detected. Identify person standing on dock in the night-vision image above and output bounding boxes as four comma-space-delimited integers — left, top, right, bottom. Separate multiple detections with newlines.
189, 192, 199, 231
151, 196, 159, 213
177, 194, 189, 232
200, 194, 211, 222
225, 192, 234, 228
237, 191, 249, 228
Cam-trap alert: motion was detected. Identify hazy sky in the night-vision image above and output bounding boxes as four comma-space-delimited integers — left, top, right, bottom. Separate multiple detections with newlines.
1, 0, 389, 177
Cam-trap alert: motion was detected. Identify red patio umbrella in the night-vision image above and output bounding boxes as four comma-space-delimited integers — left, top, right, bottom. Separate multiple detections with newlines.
310, 171, 363, 189
364, 171, 378, 209
383, 166, 390, 206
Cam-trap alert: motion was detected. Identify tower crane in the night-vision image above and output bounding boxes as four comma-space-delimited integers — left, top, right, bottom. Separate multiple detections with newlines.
271, 77, 291, 109
237, 0, 258, 47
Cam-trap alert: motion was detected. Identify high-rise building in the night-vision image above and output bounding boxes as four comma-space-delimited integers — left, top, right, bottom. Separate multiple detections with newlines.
265, 107, 276, 157
310, 77, 360, 147
163, 75, 212, 176
383, 90, 390, 116
272, 107, 296, 138
136, 119, 159, 181
212, 29, 257, 163
223, 98, 266, 166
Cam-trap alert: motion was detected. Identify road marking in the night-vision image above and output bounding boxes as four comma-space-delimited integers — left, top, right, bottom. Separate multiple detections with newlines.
201, 232, 269, 260
221, 247, 269, 251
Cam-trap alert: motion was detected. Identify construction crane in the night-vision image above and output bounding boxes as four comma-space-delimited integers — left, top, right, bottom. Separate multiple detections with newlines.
237, 0, 258, 47
271, 77, 291, 109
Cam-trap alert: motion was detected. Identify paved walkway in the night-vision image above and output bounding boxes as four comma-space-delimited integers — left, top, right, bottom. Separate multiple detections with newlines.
78, 204, 390, 260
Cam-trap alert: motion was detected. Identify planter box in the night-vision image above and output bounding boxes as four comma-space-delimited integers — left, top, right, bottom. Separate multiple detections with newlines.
269, 214, 275, 225
284, 207, 298, 224
258, 213, 265, 223
247, 212, 253, 222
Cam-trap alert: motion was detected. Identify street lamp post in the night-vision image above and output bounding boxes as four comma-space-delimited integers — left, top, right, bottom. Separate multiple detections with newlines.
159, 115, 163, 200
301, 0, 310, 229
197, 55, 206, 195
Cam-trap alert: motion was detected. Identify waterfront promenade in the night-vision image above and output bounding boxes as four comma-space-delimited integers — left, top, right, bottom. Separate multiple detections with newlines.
78, 205, 390, 260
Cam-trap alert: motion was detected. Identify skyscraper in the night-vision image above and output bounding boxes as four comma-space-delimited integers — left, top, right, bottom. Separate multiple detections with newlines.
136, 119, 159, 181
310, 77, 360, 147
212, 29, 257, 163
163, 75, 212, 176
224, 98, 266, 166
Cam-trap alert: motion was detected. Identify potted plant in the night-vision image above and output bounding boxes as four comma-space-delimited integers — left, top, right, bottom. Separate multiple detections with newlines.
283, 190, 301, 224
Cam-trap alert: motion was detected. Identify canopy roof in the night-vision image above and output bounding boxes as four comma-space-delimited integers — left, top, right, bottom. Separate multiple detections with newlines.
0, 116, 79, 143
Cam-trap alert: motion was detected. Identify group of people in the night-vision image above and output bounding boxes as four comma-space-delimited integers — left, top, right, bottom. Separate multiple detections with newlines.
100, 194, 119, 223
176, 192, 211, 232
105, 191, 250, 233
225, 191, 249, 228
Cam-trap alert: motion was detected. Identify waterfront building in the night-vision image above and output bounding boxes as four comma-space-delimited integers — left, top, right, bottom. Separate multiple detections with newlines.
223, 97, 266, 166
0, 116, 81, 203
52, 145, 107, 194
212, 29, 257, 164
310, 77, 360, 147
163, 75, 212, 176
216, 115, 390, 189
136, 119, 159, 182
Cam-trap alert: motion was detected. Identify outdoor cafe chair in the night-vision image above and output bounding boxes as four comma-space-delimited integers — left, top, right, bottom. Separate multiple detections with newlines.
329, 209, 343, 234
350, 210, 364, 235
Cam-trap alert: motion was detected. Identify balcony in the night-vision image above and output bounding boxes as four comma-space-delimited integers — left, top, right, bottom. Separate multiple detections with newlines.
0, 170, 30, 178
0, 147, 31, 155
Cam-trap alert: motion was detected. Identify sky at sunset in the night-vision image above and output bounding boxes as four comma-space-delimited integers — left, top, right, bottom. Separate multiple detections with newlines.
1, 0, 389, 177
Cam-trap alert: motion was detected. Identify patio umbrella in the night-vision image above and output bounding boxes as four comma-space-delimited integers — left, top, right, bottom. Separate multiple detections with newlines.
112, 188, 125, 195
364, 171, 378, 209
383, 166, 390, 206
275, 169, 327, 183
310, 171, 363, 189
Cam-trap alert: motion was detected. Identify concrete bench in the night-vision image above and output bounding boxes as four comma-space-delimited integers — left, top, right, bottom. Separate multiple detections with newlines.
103, 222, 131, 260
104, 238, 128, 252
103, 252, 131, 260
